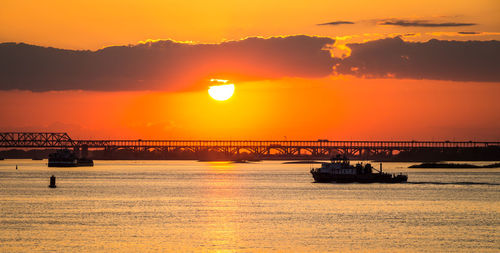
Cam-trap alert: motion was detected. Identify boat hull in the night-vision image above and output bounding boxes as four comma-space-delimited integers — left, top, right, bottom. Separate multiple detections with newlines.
311, 171, 407, 183
48, 160, 78, 167
77, 159, 94, 167
48, 159, 94, 167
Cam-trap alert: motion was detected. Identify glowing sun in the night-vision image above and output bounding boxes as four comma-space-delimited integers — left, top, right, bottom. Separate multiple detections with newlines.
208, 79, 235, 101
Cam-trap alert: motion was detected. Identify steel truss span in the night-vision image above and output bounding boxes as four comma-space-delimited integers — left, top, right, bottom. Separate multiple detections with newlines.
0, 132, 74, 148
1, 132, 499, 158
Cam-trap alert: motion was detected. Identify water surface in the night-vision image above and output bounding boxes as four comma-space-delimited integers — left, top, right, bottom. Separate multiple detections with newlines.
1, 160, 498, 252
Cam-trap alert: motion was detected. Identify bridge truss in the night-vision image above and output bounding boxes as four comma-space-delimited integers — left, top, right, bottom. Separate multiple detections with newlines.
1, 132, 498, 158
0, 132, 74, 148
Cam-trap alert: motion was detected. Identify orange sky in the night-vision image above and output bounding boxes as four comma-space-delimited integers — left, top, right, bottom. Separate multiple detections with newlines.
1, 0, 499, 49
0, 0, 499, 140
1, 77, 499, 140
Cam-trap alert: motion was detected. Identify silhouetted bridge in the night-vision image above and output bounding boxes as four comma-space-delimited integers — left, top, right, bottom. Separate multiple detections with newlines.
1, 132, 499, 159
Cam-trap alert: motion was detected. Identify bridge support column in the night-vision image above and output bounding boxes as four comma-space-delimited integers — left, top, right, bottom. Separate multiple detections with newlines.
73, 146, 80, 158
81, 145, 89, 158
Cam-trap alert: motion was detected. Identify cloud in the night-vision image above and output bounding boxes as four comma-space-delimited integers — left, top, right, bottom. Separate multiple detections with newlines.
317, 21, 354, 26
0, 35, 335, 91
334, 37, 500, 82
458, 31, 480, 35
2, 35, 499, 91
378, 19, 476, 27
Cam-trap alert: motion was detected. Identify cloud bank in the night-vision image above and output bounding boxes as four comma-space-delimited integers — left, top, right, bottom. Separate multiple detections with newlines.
458, 31, 480, 35
378, 19, 476, 27
317, 21, 354, 26
1, 35, 499, 91
0, 36, 335, 91
335, 37, 500, 82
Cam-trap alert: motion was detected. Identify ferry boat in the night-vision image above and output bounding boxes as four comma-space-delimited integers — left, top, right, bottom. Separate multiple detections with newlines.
310, 156, 407, 183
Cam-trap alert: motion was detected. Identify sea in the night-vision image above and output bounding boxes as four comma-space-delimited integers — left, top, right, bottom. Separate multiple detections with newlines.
0, 160, 498, 252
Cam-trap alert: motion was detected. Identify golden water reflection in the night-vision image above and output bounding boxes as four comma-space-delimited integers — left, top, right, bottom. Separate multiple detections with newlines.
200, 162, 240, 251
0, 160, 498, 252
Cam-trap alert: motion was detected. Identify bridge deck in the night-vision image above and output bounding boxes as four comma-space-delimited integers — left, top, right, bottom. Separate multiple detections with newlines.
1, 132, 498, 149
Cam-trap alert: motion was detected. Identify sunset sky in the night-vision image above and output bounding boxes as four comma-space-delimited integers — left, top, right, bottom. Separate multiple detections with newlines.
1, 0, 499, 140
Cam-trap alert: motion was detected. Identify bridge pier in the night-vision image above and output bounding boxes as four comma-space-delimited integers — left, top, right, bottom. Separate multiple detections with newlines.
73, 146, 80, 158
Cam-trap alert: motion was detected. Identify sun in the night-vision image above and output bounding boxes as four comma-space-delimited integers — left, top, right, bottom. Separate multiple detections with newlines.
208, 79, 235, 101
208, 84, 235, 101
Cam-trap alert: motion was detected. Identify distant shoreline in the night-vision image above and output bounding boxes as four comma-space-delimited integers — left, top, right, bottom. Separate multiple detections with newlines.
409, 162, 500, 169
282, 161, 324, 164
2, 157, 500, 164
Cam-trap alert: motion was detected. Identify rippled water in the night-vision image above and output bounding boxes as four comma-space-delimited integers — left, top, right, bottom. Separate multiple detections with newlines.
1, 160, 498, 252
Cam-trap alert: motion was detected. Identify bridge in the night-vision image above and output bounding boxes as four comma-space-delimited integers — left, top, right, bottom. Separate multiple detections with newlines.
1, 132, 499, 159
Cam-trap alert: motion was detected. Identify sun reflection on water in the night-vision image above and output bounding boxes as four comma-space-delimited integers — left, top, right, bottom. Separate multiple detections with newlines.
200, 161, 240, 251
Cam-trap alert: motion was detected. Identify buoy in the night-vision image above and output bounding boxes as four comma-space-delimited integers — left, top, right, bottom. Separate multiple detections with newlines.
49, 175, 57, 188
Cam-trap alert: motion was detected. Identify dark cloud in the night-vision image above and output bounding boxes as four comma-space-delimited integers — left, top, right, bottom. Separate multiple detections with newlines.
378, 19, 476, 27
317, 21, 354, 26
335, 37, 500, 82
458, 31, 480, 35
2, 36, 499, 91
0, 36, 335, 91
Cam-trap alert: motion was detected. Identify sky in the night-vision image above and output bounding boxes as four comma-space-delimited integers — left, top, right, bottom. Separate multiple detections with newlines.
0, 0, 499, 140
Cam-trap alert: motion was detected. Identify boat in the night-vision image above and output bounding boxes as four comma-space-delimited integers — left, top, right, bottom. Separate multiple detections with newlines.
48, 149, 78, 167
77, 158, 94, 166
310, 156, 407, 183
48, 149, 94, 167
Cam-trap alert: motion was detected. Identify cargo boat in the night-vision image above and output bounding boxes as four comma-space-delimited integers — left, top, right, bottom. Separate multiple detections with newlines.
48, 149, 94, 167
48, 149, 77, 167
310, 156, 407, 183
